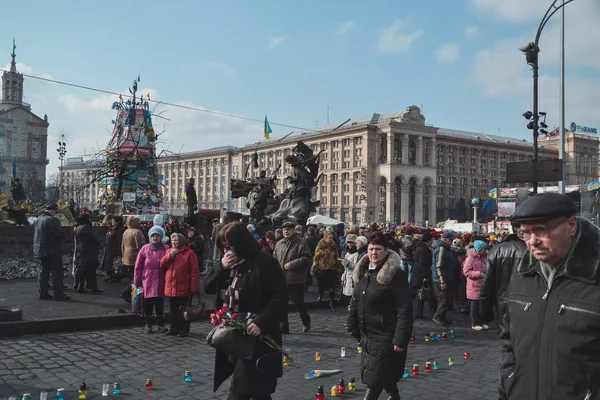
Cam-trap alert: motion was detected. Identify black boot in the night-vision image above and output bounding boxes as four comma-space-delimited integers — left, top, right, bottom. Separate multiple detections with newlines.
76, 271, 89, 294
385, 387, 401, 400
329, 289, 336, 311
144, 317, 153, 334
156, 316, 169, 333
364, 387, 383, 400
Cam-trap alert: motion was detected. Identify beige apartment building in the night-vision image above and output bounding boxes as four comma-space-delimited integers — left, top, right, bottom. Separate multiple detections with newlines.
62, 105, 598, 225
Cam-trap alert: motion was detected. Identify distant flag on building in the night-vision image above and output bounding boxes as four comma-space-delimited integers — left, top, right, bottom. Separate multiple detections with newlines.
264, 115, 272, 140
489, 188, 497, 199
10, 159, 16, 183
253, 150, 259, 169
588, 181, 599, 191
12, 38, 16, 53
137, 73, 141, 83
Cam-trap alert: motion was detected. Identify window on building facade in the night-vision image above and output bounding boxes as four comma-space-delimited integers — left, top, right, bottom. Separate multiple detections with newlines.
449, 177, 455, 185
500, 171, 506, 178
472, 179, 478, 186
332, 196, 338, 205
449, 187, 455, 195
437, 176, 445, 184
471, 168, 476, 175
322, 197, 328, 205
343, 150, 350, 158
343, 195, 349, 205
460, 178, 467, 186
354, 137, 362, 145
437, 187, 444, 195
438, 166, 444, 173
343, 138, 351, 146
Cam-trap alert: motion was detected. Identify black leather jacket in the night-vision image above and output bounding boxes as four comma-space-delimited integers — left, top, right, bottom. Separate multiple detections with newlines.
480, 234, 526, 332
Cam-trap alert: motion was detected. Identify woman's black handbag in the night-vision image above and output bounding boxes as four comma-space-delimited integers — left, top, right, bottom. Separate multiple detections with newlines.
206, 326, 257, 360
417, 280, 436, 301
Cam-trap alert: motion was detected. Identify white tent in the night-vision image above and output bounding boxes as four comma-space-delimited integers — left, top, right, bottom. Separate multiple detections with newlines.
306, 214, 343, 226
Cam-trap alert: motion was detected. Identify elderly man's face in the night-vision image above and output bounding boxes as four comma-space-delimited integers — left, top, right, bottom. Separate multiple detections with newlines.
518, 216, 578, 266
282, 227, 295, 239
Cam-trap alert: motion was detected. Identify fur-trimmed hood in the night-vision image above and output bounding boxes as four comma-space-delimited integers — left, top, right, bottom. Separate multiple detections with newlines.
353, 249, 403, 285
518, 217, 600, 283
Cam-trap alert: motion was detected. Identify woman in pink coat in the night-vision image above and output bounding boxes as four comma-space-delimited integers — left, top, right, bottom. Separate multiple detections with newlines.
462, 240, 489, 331
134, 226, 169, 334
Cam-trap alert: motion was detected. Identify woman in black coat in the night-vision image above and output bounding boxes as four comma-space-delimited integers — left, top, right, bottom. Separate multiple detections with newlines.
347, 231, 413, 400
205, 222, 288, 400
74, 215, 101, 293
102, 215, 125, 282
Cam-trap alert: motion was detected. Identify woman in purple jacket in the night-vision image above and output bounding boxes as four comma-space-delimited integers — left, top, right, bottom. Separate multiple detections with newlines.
134, 226, 169, 333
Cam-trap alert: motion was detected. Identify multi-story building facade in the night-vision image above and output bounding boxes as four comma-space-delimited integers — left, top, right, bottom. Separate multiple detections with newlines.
538, 128, 598, 185
62, 106, 596, 225
0, 45, 49, 200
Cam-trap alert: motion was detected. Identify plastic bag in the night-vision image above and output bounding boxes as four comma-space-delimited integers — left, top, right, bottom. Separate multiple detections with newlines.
131, 285, 143, 315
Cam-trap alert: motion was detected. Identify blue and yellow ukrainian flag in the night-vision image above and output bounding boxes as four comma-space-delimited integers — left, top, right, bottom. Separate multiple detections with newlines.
588, 181, 599, 191
264, 115, 272, 140
10, 159, 16, 183
489, 188, 497, 199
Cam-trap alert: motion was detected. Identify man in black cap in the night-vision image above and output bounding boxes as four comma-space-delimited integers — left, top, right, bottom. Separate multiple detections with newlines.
431, 231, 459, 327
273, 220, 312, 333
499, 193, 598, 399
33, 204, 70, 300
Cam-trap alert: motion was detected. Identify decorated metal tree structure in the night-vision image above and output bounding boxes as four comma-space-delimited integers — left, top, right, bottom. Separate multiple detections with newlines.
97, 77, 163, 213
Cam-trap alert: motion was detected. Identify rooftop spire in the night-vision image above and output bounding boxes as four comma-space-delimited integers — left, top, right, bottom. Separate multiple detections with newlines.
10, 37, 16, 73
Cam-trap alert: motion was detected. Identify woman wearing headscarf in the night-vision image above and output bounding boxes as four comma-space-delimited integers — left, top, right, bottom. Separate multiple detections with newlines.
257, 230, 276, 255
347, 231, 413, 400
134, 226, 169, 334
160, 233, 200, 337
204, 222, 288, 399
311, 231, 343, 311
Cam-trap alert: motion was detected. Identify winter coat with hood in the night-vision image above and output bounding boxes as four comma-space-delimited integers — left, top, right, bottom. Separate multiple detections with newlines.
204, 250, 288, 396
410, 240, 433, 289
121, 216, 146, 266
431, 239, 459, 284
341, 246, 367, 296
500, 218, 600, 400
463, 250, 487, 300
273, 234, 312, 285
160, 243, 200, 297
74, 221, 100, 271
480, 234, 526, 332
134, 241, 169, 299
347, 250, 413, 389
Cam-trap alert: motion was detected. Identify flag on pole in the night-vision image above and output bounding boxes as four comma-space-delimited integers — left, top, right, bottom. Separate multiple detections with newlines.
10, 159, 16, 183
489, 188, 497, 199
253, 150, 259, 169
12, 38, 16, 53
264, 115, 272, 140
481, 199, 495, 213
137, 73, 141, 83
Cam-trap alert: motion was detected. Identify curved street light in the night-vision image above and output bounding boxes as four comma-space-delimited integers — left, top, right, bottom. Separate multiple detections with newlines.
519, 0, 577, 194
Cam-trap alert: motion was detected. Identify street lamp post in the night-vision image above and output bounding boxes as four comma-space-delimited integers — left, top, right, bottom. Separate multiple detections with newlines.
519, 0, 577, 195
57, 134, 67, 199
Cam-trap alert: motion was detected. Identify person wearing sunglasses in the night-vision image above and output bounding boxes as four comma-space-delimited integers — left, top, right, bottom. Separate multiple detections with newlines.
500, 193, 600, 400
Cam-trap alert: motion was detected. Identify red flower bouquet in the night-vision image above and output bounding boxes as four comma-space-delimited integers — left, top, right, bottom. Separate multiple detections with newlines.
207, 305, 296, 364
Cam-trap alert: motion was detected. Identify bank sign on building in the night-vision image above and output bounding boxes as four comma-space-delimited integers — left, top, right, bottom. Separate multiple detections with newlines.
571, 122, 598, 134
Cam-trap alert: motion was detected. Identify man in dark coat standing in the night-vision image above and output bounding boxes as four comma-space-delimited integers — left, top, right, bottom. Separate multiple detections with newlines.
33, 204, 70, 300
185, 178, 198, 218
500, 193, 600, 400
479, 228, 526, 332
273, 220, 312, 333
10, 178, 25, 203
411, 232, 436, 319
431, 231, 459, 327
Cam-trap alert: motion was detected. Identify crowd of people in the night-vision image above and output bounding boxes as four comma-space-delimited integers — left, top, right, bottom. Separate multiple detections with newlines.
31, 191, 599, 399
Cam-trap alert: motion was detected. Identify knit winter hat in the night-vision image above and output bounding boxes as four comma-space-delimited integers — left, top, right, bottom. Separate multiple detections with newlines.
356, 236, 368, 246
474, 240, 487, 253
148, 225, 165, 240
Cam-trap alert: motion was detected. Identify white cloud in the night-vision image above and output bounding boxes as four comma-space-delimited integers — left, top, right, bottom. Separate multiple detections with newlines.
204, 62, 235, 76
469, 0, 555, 22
470, 0, 600, 132
377, 19, 423, 52
268, 36, 289, 48
435, 43, 460, 63
465, 25, 479, 39
336, 20, 356, 35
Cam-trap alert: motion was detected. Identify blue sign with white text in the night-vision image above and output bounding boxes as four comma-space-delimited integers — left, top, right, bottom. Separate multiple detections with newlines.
570, 122, 597, 134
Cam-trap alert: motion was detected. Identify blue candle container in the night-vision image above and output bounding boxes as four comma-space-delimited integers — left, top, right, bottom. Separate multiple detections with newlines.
56, 389, 65, 400
184, 370, 192, 382
113, 383, 121, 394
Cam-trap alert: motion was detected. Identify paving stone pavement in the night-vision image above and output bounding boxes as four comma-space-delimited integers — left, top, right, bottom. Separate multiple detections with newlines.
0, 308, 501, 399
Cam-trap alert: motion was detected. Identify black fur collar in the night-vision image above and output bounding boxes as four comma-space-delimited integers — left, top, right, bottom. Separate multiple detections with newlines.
353, 250, 403, 285
517, 217, 600, 283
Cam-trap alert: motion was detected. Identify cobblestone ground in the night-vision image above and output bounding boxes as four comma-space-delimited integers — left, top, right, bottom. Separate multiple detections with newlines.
0, 308, 500, 399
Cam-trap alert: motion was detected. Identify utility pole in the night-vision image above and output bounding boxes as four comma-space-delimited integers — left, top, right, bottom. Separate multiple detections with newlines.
57, 134, 67, 199
558, 0, 566, 194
